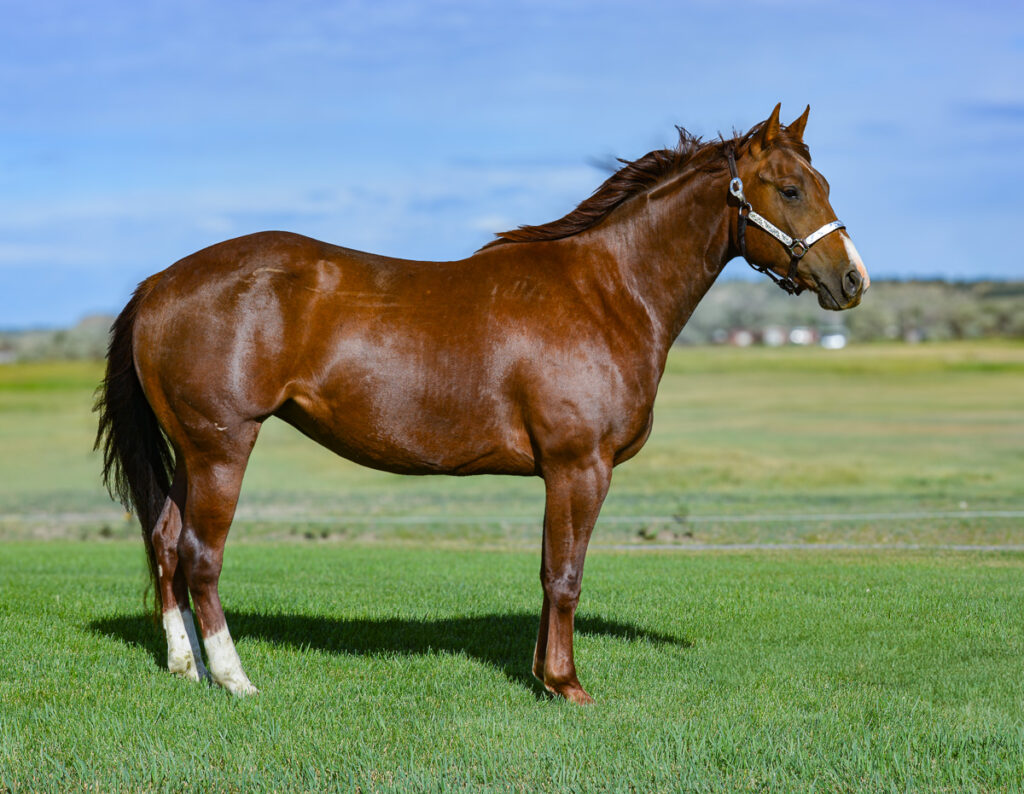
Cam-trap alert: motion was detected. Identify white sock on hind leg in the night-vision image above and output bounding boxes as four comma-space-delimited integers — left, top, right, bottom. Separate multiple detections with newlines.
163, 607, 201, 681
204, 627, 258, 695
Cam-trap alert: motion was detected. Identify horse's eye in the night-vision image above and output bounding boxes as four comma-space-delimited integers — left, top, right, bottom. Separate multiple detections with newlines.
781, 186, 800, 200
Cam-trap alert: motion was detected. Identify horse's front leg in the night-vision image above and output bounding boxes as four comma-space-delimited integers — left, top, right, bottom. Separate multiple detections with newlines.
534, 455, 611, 704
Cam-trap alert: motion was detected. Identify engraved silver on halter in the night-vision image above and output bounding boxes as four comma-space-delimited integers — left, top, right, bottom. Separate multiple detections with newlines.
725, 146, 845, 295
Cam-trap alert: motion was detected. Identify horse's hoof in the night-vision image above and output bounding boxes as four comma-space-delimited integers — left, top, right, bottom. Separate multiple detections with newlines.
168, 652, 201, 682
558, 684, 594, 705
544, 678, 595, 704
211, 670, 259, 696
219, 679, 259, 696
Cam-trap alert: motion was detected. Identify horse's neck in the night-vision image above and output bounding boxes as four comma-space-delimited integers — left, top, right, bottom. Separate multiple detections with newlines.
591, 169, 732, 354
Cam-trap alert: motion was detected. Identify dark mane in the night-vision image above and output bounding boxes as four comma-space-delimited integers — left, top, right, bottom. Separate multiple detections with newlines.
481, 120, 810, 249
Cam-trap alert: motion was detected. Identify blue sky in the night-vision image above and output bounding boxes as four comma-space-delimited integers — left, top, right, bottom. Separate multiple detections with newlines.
2, 0, 1022, 327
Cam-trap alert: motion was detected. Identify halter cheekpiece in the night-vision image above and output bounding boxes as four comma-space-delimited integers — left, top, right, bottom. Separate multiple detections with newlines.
725, 146, 845, 295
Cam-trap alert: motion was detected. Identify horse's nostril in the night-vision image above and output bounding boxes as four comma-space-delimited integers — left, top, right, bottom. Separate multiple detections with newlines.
843, 268, 863, 299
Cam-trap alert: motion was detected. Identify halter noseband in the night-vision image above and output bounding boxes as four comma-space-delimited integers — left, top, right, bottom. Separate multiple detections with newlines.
725, 146, 845, 296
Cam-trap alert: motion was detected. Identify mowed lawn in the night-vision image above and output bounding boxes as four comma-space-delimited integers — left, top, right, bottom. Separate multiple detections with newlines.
1, 341, 1024, 790
3, 543, 1024, 792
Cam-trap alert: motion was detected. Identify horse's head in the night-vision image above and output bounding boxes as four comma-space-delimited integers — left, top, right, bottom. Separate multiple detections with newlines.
731, 104, 869, 310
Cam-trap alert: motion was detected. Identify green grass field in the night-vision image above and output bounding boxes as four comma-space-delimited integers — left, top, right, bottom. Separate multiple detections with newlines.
3, 544, 1024, 791
1, 341, 1023, 791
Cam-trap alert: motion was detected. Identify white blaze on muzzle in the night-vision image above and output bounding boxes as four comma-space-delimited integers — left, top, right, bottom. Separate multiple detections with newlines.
841, 233, 870, 288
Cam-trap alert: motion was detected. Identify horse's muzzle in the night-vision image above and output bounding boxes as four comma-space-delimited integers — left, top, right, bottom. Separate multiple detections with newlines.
813, 266, 864, 311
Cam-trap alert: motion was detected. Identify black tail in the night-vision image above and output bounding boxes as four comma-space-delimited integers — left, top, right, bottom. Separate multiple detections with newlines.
94, 276, 174, 620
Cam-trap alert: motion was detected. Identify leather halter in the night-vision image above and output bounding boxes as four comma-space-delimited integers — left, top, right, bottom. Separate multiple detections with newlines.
725, 146, 845, 295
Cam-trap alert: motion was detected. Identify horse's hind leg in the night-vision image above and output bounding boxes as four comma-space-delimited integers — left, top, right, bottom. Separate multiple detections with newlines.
151, 468, 208, 681
177, 422, 261, 695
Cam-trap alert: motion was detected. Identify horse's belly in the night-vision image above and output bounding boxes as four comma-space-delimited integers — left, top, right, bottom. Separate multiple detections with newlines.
275, 389, 536, 477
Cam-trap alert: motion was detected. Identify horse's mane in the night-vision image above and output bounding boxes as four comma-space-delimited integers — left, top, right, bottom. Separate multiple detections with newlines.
481, 120, 810, 249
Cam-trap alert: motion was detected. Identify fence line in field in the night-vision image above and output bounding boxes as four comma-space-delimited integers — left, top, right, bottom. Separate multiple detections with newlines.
4, 508, 1022, 526
596, 542, 1024, 552
238, 508, 1024, 525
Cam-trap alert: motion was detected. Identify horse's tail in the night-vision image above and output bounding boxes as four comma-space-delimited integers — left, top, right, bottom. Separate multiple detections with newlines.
94, 275, 174, 621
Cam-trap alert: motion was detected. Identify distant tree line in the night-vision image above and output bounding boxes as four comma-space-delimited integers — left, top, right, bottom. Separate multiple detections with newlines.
0, 314, 111, 362
1, 280, 1022, 362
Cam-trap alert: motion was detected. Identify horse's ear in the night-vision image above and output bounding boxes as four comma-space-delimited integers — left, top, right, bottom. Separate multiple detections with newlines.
788, 105, 810, 141
750, 103, 782, 157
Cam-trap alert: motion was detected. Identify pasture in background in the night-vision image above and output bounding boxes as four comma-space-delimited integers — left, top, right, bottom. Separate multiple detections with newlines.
1, 340, 1021, 548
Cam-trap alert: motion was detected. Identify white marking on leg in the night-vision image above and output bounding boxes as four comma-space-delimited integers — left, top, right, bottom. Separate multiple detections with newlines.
842, 233, 870, 288
163, 607, 201, 682
204, 627, 258, 695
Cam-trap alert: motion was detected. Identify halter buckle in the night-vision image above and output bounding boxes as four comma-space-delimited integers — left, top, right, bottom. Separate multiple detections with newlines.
728, 177, 746, 204
788, 239, 808, 259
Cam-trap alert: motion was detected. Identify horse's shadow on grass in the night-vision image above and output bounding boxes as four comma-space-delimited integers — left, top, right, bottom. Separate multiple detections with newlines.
91, 611, 691, 696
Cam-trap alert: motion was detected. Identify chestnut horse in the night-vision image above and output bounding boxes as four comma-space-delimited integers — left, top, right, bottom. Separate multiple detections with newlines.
96, 104, 868, 702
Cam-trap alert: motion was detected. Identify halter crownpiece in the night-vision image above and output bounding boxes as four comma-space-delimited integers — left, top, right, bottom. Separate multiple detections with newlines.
725, 146, 845, 295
